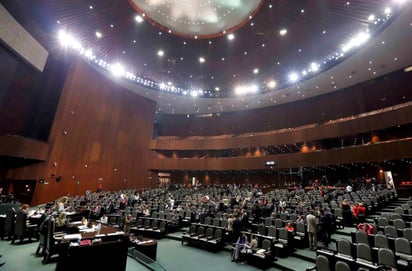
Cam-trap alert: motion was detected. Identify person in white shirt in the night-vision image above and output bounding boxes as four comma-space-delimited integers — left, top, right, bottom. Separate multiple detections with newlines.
100, 213, 108, 224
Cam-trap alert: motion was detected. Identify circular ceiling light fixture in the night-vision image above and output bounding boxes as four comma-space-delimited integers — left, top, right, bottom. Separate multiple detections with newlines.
129, 0, 263, 39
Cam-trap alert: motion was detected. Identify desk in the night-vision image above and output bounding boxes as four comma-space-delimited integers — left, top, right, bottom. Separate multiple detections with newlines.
56, 222, 128, 271
130, 237, 158, 260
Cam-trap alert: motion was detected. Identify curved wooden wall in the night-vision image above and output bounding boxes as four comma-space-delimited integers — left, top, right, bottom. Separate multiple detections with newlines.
0, 135, 49, 160
148, 138, 412, 171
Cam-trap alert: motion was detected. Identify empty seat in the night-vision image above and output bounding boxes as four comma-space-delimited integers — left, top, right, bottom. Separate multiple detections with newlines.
395, 237, 412, 261
335, 261, 351, 271
377, 248, 396, 269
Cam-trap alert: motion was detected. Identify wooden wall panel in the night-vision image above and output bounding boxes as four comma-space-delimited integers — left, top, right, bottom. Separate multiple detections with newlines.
0, 135, 49, 160
7, 58, 157, 205
151, 103, 412, 150
148, 138, 412, 171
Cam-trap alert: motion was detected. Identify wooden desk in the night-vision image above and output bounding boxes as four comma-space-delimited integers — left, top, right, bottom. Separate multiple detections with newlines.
130, 236, 158, 260
56, 222, 128, 271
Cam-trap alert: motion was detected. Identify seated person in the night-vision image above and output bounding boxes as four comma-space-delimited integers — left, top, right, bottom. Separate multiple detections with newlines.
100, 213, 108, 224
285, 221, 295, 233
247, 234, 258, 254
357, 223, 375, 235
232, 232, 248, 262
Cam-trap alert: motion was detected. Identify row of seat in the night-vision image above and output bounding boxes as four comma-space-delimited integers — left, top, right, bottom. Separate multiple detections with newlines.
181, 223, 225, 252
131, 218, 167, 239
3, 208, 38, 244
316, 237, 412, 271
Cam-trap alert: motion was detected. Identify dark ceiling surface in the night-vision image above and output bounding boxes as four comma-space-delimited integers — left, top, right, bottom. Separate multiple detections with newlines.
2, 0, 412, 115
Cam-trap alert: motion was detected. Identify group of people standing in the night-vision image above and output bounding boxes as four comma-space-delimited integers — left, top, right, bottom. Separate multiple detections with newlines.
306, 207, 333, 250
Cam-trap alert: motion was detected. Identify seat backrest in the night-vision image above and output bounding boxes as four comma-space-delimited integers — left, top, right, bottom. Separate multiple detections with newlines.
392, 219, 405, 229
335, 261, 350, 271
268, 225, 276, 238
151, 219, 158, 228
356, 243, 372, 262
403, 228, 412, 242
188, 224, 197, 235
378, 248, 396, 268
205, 227, 214, 238
296, 222, 305, 233
214, 229, 222, 239
377, 217, 388, 227
213, 218, 220, 227
395, 207, 404, 215
45, 216, 56, 252
261, 239, 271, 251
384, 225, 398, 238
14, 210, 28, 236
355, 230, 368, 244
159, 221, 166, 231
316, 255, 330, 271
337, 239, 351, 256
278, 228, 288, 241
197, 226, 205, 236
204, 217, 212, 225
264, 217, 272, 226
258, 224, 266, 236
374, 234, 389, 249
395, 237, 412, 255
334, 208, 342, 217
275, 218, 282, 228
4, 208, 16, 234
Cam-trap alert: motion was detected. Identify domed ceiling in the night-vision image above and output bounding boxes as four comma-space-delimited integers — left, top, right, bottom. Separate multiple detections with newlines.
3, 0, 412, 115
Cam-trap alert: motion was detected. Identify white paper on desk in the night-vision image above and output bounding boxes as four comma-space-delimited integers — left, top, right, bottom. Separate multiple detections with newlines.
107, 231, 124, 236
64, 233, 82, 240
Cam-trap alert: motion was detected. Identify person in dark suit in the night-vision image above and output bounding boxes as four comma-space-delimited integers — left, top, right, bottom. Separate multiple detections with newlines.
232, 214, 242, 243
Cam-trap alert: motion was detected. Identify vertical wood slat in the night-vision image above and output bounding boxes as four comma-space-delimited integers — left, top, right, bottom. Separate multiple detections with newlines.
7, 58, 156, 205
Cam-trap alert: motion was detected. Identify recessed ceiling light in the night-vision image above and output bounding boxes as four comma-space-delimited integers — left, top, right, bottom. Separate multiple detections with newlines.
227, 33, 235, 40
279, 29, 287, 36
157, 50, 164, 57
267, 81, 277, 89
135, 15, 144, 23
253, 68, 259, 74
95, 31, 102, 38
199, 57, 205, 63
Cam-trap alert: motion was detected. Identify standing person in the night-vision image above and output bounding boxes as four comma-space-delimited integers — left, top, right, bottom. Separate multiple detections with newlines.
318, 209, 332, 247
306, 210, 318, 250
124, 214, 133, 235
231, 232, 248, 262
227, 214, 234, 242
232, 214, 242, 244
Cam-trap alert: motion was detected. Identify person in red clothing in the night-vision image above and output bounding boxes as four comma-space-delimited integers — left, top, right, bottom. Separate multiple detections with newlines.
357, 202, 367, 223
352, 202, 360, 221
285, 221, 295, 233
358, 223, 374, 234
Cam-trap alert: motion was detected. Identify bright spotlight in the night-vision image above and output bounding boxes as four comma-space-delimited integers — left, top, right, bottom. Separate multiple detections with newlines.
279, 29, 287, 36
135, 15, 144, 23
289, 72, 299, 82
110, 63, 125, 77
310, 62, 319, 72
227, 33, 235, 40
58, 30, 74, 47
267, 80, 277, 89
